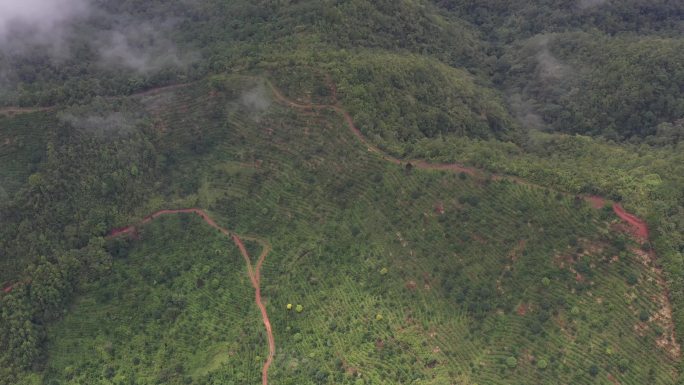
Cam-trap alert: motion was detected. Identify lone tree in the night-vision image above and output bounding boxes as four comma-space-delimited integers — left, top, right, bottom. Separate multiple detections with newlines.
536, 359, 548, 370
589, 365, 599, 377
506, 356, 517, 369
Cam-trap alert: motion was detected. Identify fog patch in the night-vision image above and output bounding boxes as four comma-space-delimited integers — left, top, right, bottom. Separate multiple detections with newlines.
506, 35, 577, 130
139, 91, 178, 113
532, 37, 572, 83
0, 1, 196, 77
508, 94, 546, 130
96, 20, 196, 74
0, 0, 90, 61
59, 110, 136, 139
240, 83, 272, 120
0, 0, 89, 49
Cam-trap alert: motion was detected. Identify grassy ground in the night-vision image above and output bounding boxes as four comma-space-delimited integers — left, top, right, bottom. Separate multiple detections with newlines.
32, 75, 680, 384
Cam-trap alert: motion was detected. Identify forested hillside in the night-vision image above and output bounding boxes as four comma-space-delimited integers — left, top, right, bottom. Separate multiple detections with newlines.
0, 0, 682, 384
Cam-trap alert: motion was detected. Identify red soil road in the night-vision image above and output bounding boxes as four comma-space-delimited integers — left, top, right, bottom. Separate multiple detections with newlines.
1, 279, 31, 294
0, 82, 193, 118
107, 208, 275, 385
2, 79, 655, 362
585, 195, 606, 209
271, 77, 664, 349
267, 80, 652, 242
0, 106, 53, 117
613, 203, 649, 239
268, 82, 477, 176
231, 235, 275, 385
580, 196, 649, 240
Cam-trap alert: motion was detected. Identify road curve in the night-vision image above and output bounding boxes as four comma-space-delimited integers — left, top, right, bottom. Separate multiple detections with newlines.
107, 208, 275, 385
266, 80, 653, 245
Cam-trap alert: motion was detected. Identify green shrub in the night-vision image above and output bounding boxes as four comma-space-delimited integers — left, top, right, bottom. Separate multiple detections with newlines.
618, 358, 629, 373
536, 359, 548, 370
588, 365, 599, 377
626, 273, 638, 285
505, 357, 518, 368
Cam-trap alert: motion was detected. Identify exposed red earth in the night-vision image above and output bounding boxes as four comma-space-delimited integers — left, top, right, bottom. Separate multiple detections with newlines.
580, 196, 649, 240
230, 234, 275, 384
585, 195, 606, 209
0, 106, 53, 117
1, 279, 31, 294
613, 203, 649, 239
106, 208, 275, 385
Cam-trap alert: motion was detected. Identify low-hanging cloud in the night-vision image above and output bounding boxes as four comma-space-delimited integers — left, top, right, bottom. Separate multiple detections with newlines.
59, 111, 136, 139
241, 83, 272, 112
0, 0, 89, 41
508, 93, 545, 131
0, 0, 89, 56
532, 37, 572, 82
97, 20, 193, 74
506, 35, 576, 130
235, 83, 272, 123
0, 0, 195, 76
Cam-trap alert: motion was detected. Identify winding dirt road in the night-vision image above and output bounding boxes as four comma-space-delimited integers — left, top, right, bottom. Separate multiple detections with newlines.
0, 106, 53, 117
0, 77, 661, 374
266, 81, 652, 243
613, 203, 649, 239
267, 79, 683, 357
107, 208, 275, 385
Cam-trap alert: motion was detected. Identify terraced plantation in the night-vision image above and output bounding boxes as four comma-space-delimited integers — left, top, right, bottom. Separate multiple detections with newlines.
1, 1, 683, 384
9, 75, 674, 384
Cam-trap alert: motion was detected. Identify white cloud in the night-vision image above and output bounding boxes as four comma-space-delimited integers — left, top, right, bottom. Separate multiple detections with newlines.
0, 1, 196, 76
97, 21, 191, 74
0, 0, 89, 46
59, 110, 137, 139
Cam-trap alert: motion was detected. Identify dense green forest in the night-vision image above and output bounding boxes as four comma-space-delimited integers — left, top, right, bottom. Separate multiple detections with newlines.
0, 0, 682, 384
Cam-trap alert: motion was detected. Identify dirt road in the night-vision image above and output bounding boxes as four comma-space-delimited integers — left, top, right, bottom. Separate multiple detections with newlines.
107, 208, 275, 385
267, 81, 652, 243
